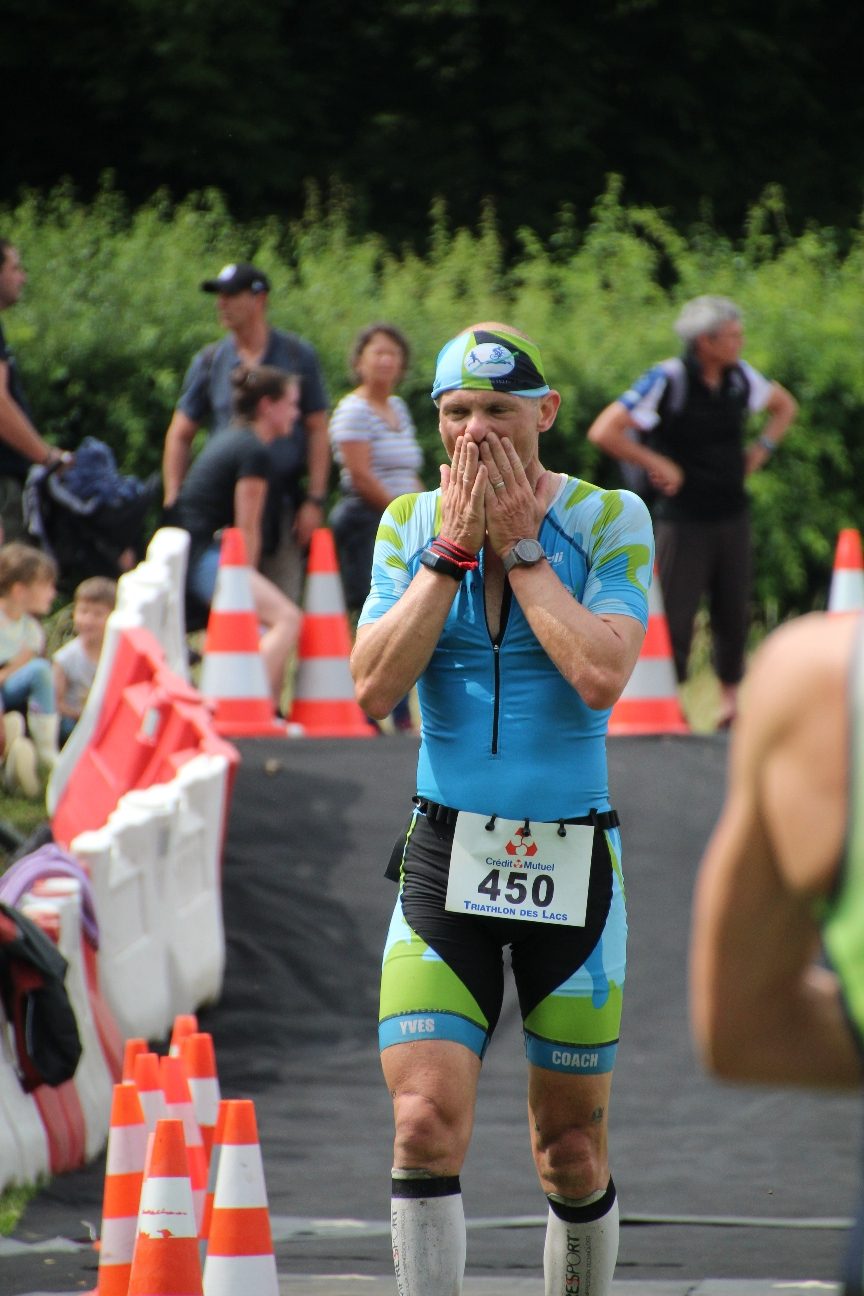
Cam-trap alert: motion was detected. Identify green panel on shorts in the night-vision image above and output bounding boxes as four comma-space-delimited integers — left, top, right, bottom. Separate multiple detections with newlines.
380, 930, 489, 1030
522, 980, 624, 1046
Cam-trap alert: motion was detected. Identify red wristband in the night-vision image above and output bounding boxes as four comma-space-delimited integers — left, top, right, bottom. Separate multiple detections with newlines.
432, 536, 478, 568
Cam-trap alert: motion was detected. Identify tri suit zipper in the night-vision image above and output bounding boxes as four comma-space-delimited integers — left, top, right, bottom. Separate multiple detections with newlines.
491, 642, 500, 753
489, 583, 512, 755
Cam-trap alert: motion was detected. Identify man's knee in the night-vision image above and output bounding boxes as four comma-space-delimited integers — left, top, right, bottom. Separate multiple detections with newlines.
393, 1090, 466, 1168
533, 1117, 608, 1200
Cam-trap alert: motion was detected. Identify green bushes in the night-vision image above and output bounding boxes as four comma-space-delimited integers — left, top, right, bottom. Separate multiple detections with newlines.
3, 175, 863, 622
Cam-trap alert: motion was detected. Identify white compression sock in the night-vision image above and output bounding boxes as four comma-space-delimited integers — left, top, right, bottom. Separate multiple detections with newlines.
543, 1178, 619, 1296
391, 1169, 467, 1296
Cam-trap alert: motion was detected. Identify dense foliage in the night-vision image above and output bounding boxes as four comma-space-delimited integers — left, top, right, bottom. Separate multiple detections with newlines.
1, 2, 863, 247
2, 179, 863, 625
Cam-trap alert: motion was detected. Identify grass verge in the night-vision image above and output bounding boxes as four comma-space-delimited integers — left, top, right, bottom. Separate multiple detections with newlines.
0, 790, 50, 876
0, 1182, 38, 1236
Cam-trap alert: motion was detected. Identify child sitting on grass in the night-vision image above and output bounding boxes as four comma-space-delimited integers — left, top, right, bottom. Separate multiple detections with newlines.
52, 575, 116, 745
0, 543, 61, 797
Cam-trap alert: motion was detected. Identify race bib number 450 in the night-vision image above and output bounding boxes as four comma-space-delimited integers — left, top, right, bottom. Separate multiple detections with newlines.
445, 811, 594, 928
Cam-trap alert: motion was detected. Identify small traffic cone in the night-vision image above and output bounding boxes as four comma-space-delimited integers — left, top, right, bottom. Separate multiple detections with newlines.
169, 1014, 199, 1058
132, 1052, 168, 1135
180, 1033, 221, 1163
95, 1083, 149, 1296
122, 1038, 148, 1082
128, 1118, 202, 1296
202, 1100, 278, 1296
160, 1055, 208, 1231
828, 528, 864, 613
199, 528, 287, 737
608, 568, 689, 735
199, 1100, 228, 1265
288, 528, 374, 738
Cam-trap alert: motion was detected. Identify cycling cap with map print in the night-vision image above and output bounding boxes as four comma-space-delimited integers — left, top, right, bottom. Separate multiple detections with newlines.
431, 327, 550, 400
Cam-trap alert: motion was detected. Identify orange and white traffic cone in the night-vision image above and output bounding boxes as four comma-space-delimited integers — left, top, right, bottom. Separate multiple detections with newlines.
122, 1039, 148, 1083
128, 1118, 203, 1296
608, 568, 689, 735
180, 1033, 221, 1164
132, 1052, 168, 1135
199, 1100, 228, 1265
288, 528, 374, 738
95, 1082, 149, 1296
202, 1099, 278, 1296
828, 528, 864, 613
169, 1014, 199, 1058
199, 528, 287, 737
160, 1055, 209, 1232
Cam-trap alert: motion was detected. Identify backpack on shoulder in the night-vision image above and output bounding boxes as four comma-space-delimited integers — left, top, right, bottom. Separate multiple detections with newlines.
0, 900, 83, 1092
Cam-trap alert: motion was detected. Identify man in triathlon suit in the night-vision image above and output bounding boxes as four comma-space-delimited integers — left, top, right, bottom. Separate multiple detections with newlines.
352, 322, 654, 1295
691, 611, 864, 1292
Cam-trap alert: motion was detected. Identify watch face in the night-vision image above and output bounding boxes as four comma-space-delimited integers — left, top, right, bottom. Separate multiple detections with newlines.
505, 538, 545, 570
514, 539, 545, 563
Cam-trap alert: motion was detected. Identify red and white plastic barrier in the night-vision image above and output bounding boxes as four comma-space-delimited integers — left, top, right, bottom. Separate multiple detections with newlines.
22, 884, 116, 1162
0, 529, 242, 1192
50, 624, 235, 847
48, 528, 195, 819
0, 872, 125, 1188
0, 1032, 50, 1187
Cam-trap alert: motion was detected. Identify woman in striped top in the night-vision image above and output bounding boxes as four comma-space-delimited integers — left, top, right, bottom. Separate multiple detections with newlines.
329, 322, 424, 731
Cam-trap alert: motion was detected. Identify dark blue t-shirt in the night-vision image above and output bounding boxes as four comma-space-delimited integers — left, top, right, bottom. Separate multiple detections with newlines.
176, 328, 328, 504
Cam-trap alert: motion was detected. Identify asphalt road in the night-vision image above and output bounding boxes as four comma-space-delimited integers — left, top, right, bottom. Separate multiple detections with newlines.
4, 732, 860, 1294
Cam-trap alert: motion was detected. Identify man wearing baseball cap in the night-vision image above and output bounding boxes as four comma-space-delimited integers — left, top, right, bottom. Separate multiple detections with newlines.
352, 321, 654, 1295
161, 262, 330, 601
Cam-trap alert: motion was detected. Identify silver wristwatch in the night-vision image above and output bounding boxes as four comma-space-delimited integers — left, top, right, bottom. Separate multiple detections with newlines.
502, 538, 546, 573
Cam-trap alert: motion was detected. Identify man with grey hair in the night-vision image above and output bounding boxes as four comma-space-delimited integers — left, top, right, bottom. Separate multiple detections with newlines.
674, 294, 741, 344
353, 321, 653, 1296
587, 294, 797, 727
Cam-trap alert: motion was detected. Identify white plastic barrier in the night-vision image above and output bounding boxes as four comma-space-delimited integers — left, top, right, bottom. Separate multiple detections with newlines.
126, 757, 228, 1014
70, 752, 230, 1042
71, 802, 172, 1044
21, 883, 115, 1161
121, 528, 192, 682
48, 527, 192, 817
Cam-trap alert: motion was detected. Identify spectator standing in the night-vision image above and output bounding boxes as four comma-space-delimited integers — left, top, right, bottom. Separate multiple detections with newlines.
161, 262, 330, 602
52, 575, 116, 745
0, 543, 61, 794
690, 610, 864, 1290
587, 295, 797, 727
0, 240, 72, 543
329, 323, 424, 732
172, 364, 301, 707
352, 322, 653, 1295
